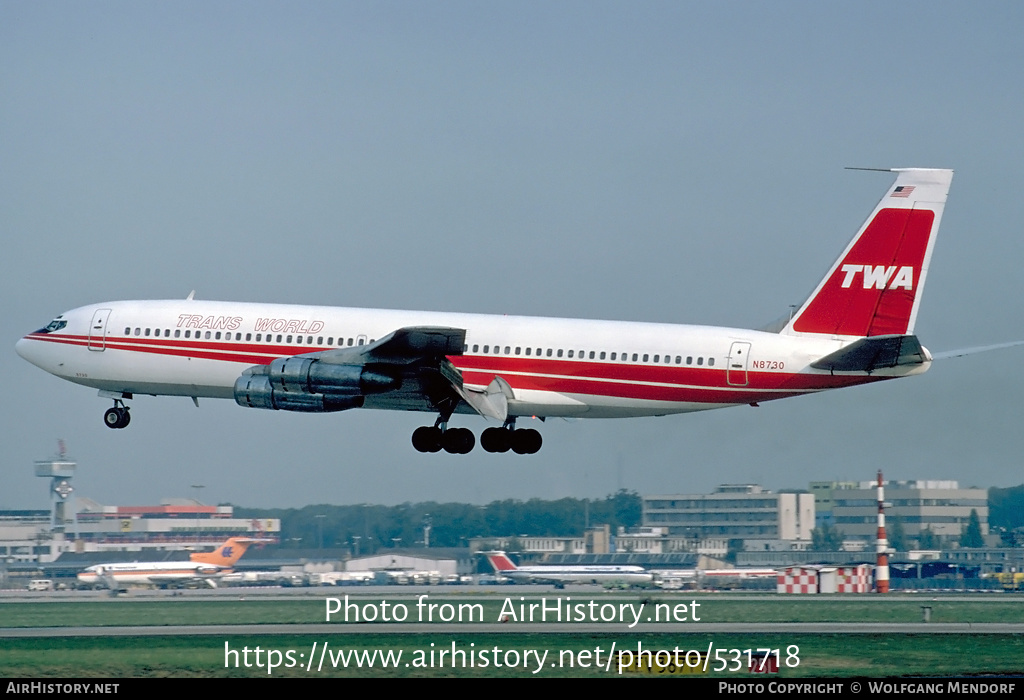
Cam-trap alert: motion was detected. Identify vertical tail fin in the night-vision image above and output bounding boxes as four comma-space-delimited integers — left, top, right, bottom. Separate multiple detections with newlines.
190, 537, 257, 566
782, 168, 953, 338
484, 551, 518, 573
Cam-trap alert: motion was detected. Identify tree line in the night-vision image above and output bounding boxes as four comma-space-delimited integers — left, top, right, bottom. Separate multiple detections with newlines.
233, 489, 642, 554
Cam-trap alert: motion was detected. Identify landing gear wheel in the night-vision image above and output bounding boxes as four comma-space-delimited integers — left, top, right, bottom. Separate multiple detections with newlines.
511, 428, 542, 454
104, 408, 121, 429
442, 427, 475, 454
480, 427, 512, 453
412, 426, 443, 453
103, 407, 130, 430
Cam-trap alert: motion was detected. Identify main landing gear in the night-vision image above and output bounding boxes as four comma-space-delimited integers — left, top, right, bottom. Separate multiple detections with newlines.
411, 415, 475, 454
411, 417, 542, 455
103, 401, 131, 430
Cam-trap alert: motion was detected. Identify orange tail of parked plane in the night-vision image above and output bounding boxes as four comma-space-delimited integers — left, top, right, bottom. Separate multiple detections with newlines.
189, 537, 271, 567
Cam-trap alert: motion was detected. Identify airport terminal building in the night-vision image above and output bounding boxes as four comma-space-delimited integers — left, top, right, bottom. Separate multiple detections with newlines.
828, 480, 989, 546
642, 484, 815, 551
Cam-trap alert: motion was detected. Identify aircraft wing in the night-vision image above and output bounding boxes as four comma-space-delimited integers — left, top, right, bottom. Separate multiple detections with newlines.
235, 326, 511, 420
314, 326, 466, 365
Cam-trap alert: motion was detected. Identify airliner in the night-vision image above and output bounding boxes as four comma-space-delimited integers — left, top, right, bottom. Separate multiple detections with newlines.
483, 551, 653, 587
76, 536, 270, 589
18, 168, 985, 454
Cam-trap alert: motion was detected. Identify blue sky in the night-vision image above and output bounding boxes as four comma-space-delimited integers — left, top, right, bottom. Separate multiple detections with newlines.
3, 1, 1023, 508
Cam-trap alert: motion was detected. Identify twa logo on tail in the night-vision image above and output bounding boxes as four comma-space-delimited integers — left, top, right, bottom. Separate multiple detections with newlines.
785, 168, 952, 338
839, 265, 914, 290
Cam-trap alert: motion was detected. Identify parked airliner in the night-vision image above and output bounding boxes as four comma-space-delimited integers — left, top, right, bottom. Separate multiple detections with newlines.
18, 169, 967, 454
76, 536, 270, 589
483, 551, 653, 587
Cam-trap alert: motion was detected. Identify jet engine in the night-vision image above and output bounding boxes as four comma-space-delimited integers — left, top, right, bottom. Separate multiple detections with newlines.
234, 357, 400, 413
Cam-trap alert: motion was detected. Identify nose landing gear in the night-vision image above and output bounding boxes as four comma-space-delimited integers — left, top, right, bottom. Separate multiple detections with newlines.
103, 401, 131, 429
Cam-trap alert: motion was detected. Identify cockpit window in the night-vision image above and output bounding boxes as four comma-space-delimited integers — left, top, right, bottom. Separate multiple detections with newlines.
39, 318, 67, 333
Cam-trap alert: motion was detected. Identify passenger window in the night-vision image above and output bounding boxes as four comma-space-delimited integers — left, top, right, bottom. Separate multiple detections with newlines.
567, 350, 574, 358
276, 335, 282, 343
473, 344, 479, 353
504, 346, 510, 354
184, 330, 191, 338
675, 356, 681, 364
611, 352, 616, 360
643, 354, 649, 362
589, 351, 596, 359
205, 331, 211, 339
600, 351, 606, 360
124, 327, 130, 335
318, 337, 324, 345
144, 328, 151, 337
653, 354, 659, 363
215, 332, 221, 340
632, 353, 638, 362
687, 356, 693, 365
483, 345, 489, 353
515, 347, 521, 355
286, 335, 293, 343
557, 349, 563, 358
246, 333, 251, 341
697, 357, 703, 365
546, 349, 552, 357
525, 347, 532, 356
174, 330, 181, 338
348, 338, 354, 346
708, 357, 715, 366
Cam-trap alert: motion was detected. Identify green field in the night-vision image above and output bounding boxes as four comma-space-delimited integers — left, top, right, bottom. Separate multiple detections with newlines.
2, 594, 1022, 678
2, 594, 1021, 627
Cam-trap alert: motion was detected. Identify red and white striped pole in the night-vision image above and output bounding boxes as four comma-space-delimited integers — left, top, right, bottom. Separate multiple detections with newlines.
875, 470, 889, 593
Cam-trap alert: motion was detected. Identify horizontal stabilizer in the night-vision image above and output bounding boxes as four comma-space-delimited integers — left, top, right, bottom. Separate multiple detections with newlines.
811, 335, 927, 372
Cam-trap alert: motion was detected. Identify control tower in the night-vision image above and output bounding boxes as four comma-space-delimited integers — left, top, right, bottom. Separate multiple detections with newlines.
34, 441, 76, 533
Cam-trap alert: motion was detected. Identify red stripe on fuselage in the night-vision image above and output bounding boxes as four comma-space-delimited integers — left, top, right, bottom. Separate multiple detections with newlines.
23, 333, 884, 405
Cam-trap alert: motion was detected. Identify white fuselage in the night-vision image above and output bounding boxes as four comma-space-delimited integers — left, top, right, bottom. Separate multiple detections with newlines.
500, 564, 654, 585
16, 299, 926, 421
77, 560, 222, 587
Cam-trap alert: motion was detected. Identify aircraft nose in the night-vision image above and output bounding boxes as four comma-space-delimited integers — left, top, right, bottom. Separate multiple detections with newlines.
16, 334, 46, 370
15, 336, 32, 361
